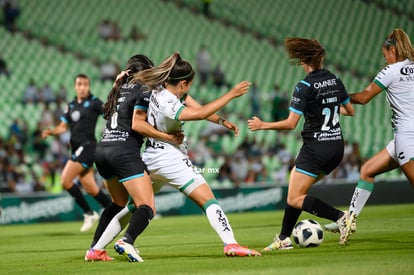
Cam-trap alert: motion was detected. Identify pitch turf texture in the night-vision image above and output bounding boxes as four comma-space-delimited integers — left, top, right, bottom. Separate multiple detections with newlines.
0, 204, 413, 275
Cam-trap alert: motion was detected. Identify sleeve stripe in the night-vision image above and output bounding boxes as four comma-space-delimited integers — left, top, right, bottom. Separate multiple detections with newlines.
60, 116, 68, 123
134, 105, 147, 110
373, 79, 386, 90
341, 97, 350, 105
289, 106, 303, 115
300, 80, 311, 87
174, 105, 186, 120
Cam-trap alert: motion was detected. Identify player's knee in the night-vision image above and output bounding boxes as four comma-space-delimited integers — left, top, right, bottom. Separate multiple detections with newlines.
286, 196, 301, 209
359, 163, 374, 179
61, 178, 74, 189
83, 184, 99, 196
137, 204, 155, 220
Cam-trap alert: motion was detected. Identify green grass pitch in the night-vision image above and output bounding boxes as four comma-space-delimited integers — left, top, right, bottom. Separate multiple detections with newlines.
0, 203, 413, 275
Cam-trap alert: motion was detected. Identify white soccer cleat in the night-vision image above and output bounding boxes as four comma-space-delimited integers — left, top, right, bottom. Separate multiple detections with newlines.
337, 211, 352, 245
324, 215, 357, 233
114, 238, 144, 262
80, 211, 99, 232
262, 235, 294, 251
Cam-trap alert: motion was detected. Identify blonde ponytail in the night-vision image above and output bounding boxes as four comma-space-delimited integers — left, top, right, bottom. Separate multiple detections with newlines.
132, 53, 181, 90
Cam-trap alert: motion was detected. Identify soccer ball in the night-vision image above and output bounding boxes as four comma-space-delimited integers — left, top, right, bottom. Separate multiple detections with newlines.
292, 219, 324, 248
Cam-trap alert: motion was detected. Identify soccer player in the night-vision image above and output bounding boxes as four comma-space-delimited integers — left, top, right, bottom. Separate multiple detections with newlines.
324, 28, 414, 239
42, 74, 110, 232
85, 55, 184, 262
87, 52, 261, 259
247, 37, 354, 249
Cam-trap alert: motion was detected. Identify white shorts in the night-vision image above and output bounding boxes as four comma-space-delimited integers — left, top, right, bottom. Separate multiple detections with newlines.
143, 149, 206, 196
386, 131, 414, 166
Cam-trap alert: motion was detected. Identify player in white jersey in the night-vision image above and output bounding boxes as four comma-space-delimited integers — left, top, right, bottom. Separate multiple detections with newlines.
324, 28, 414, 241
140, 52, 260, 257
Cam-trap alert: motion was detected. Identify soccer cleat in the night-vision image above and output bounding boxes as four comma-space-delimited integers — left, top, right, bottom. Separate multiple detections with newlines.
262, 235, 294, 251
84, 249, 114, 262
337, 211, 351, 245
324, 215, 357, 233
80, 211, 99, 232
114, 238, 144, 262
224, 244, 261, 257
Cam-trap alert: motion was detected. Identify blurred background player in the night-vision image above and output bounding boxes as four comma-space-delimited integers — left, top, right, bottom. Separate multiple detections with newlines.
42, 74, 110, 232
248, 37, 354, 249
324, 28, 414, 239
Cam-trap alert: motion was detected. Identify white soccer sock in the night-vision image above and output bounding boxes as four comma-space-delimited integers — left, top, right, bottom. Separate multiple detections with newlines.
94, 207, 132, 250
204, 200, 237, 245
349, 180, 374, 216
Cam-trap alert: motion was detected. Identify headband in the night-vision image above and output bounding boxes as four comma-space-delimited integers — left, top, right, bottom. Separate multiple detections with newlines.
383, 38, 396, 47
168, 69, 194, 81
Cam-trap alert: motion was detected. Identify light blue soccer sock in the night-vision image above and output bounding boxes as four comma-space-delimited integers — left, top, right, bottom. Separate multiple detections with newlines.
349, 179, 375, 216
203, 199, 237, 245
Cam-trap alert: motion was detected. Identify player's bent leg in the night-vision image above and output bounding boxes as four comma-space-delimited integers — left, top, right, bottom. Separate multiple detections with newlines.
92, 206, 130, 250
79, 168, 100, 196
187, 184, 261, 257
401, 159, 414, 189
61, 160, 84, 190
113, 205, 152, 262
360, 148, 399, 181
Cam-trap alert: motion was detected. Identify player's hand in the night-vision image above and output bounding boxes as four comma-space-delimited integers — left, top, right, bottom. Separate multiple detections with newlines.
41, 128, 52, 139
169, 131, 185, 145
229, 81, 250, 98
222, 120, 239, 136
113, 70, 130, 86
247, 116, 263, 131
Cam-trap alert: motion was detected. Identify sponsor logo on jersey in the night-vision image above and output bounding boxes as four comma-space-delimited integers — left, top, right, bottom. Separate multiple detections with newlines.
400, 66, 414, 76
313, 78, 337, 89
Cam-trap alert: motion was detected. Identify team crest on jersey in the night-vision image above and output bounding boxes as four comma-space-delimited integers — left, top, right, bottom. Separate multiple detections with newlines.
71, 110, 81, 122
83, 100, 90, 108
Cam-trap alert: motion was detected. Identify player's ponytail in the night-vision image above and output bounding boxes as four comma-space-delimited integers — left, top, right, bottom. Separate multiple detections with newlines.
132, 52, 194, 90
384, 28, 414, 62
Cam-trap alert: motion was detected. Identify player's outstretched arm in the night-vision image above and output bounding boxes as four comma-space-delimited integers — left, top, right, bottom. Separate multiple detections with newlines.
185, 95, 240, 136
350, 82, 382, 105
248, 111, 300, 131
178, 81, 250, 121
41, 121, 68, 138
